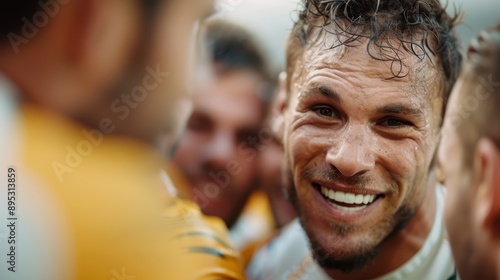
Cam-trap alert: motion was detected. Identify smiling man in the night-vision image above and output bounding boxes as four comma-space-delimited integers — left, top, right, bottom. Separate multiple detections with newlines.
248, 0, 462, 279
439, 23, 500, 280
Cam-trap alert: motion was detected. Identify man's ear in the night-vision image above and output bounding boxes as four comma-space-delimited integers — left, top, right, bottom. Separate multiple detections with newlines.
65, 0, 99, 64
474, 138, 500, 234
68, 0, 139, 81
271, 71, 289, 144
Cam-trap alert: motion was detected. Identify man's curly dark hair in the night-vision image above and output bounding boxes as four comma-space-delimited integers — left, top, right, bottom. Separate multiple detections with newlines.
286, 0, 462, 115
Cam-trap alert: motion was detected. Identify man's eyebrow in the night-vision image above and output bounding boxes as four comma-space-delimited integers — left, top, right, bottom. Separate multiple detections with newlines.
376, 104, 424, 116
301, 85, 342, 103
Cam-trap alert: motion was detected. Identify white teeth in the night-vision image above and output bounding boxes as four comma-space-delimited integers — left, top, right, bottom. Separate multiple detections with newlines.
335, 191, 345, 203
319, 186, 377, 206
328, 189, 335, 200
328, 201, 368, 212
344, 193, 355, 204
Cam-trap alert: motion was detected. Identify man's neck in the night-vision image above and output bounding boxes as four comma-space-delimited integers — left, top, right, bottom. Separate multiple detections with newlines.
325, 174, 438, 280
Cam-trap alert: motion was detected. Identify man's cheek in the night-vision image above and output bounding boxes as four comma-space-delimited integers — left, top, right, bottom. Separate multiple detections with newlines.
290, 132, 314, 157
444, 186, 459, 226
233, 163, 256, 187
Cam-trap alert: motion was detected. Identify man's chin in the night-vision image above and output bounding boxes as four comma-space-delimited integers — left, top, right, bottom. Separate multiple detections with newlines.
289, 184, 377, 272
307, 233, 379, 273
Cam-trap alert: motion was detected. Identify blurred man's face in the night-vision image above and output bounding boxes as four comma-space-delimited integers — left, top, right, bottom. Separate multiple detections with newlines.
439, 80, 473, 279
96, 0, 214, 144
282, 38, 443, 271
132, 0, 214, 141
258, 137, 297, 228
439, 79, 498, 280
173, 69, 265, 228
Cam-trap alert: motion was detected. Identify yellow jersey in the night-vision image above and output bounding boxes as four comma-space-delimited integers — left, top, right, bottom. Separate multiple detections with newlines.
5, 105, 244, 279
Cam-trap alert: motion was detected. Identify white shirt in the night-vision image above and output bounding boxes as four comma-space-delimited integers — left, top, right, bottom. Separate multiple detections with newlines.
247, 185, 457, 280
0, 74, 18, 162
0, 75, 73, 280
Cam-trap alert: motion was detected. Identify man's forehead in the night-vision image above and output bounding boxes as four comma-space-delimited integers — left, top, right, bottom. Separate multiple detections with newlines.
297, 37, 441, 96
164, 0, 215, 18
446, 78, 463, 114
308, 37, 435, 72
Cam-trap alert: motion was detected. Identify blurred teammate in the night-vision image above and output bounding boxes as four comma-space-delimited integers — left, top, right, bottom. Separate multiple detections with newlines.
238, 82, 298, 266
0, 1, 244, 279
172, 19, 273, 248
248, 0, 462, 279
258, 77, 297, 229
439, 23, 500, 280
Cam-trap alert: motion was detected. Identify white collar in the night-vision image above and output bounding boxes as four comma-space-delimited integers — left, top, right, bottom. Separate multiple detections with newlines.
160, 170, 178, 196
0, 73, 18, 115
0, 73, 19, 168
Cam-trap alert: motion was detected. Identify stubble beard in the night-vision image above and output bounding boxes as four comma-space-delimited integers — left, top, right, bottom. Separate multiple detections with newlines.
284, 163, 417, 273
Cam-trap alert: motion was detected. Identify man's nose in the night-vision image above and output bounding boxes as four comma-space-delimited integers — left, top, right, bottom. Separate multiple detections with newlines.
205, 129, 237, 169
325, 124, 376, 178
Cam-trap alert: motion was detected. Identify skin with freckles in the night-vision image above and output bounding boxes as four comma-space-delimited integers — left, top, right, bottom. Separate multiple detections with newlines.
278, 36, 444, 279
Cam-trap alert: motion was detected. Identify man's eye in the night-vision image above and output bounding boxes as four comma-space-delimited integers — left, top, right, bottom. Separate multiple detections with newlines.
379, 118, 412, 127
187, 117, 211, 131
237, 129, 259, 144
313, 106, 336, 118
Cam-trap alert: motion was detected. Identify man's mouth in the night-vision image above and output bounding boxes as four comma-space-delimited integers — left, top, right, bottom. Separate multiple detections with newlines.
313, 183, 382, 213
